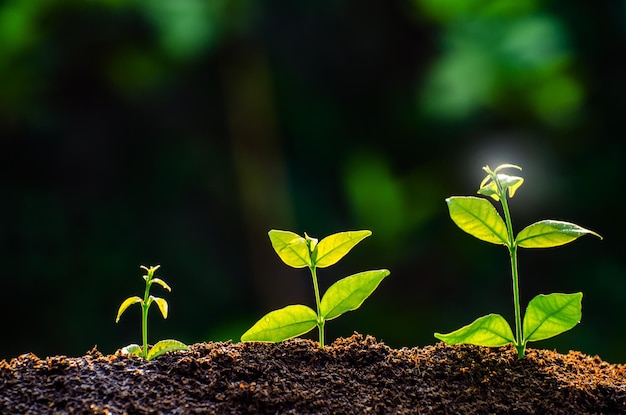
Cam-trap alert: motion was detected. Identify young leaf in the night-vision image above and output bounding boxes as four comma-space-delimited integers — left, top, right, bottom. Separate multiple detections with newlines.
151, 278, 172, 292
446, 196, 509, 245
151, 296, 169, 319
314, 230, 372, 268
268, 230, 311, 268
516, 220, 602, 248
523, 293, 582, 343
320, 269, 390, 320
241, 305, 318, 343
478, 174, 524, 201
115, 296, 143, 323
434, 314, 515, 347
147, 339, 190, 360
120, 344, 143, 356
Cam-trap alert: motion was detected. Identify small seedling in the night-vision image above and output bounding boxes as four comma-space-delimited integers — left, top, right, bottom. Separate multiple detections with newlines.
116, 265, 189, 360
435, 164, 601, 358
241, 230, 390, 348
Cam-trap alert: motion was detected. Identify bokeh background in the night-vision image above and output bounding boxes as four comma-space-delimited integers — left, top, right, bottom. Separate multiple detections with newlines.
1, 0, 623, 362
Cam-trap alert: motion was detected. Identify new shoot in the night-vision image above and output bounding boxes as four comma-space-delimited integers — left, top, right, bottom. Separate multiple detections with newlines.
116, 265, 189, 360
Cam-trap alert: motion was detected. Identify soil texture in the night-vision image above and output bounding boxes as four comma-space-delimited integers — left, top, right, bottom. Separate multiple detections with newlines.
1, 333, 625, 414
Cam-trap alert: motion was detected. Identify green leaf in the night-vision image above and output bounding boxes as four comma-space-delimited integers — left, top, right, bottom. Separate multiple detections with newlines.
516, 220, 602, 248
147, 339, 190, 360
115, 296, 143, 323
523, 293, 582, 343
446, 196, 509, 245
320, 269, 390, 320
314, 230, 372, 268
241, 305, 318, 343
151, 278, 172, 292
268, 230, 311, 268
120, 344, 143, 357
434, 314, 515, 347
151, 296, 169, 319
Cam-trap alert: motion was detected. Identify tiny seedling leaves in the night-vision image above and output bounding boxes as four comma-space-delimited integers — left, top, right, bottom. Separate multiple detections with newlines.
314, 230, 372, 268
446, 196, 509, 245
115, 265, 188, 359
434, 314, 515, 347
479, 174, 524, 201
516, 220, 602, 248
241, 305, 318, 342
523, 293, 582, 343
320, 269, 389, 320
268, 230, 311, 268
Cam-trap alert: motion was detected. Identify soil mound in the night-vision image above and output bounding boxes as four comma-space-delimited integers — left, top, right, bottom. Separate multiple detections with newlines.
1, 333, 625, 414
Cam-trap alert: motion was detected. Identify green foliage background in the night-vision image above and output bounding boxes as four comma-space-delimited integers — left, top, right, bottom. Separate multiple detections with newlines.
1, 0, 622, 361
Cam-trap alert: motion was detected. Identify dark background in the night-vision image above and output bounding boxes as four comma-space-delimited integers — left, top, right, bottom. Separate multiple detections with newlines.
1, 0, 623, 361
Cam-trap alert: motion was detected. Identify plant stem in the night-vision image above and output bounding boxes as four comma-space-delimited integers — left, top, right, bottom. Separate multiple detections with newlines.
309, 266, 325, 348
141, 274, 153, 359
497, 181, 525, 358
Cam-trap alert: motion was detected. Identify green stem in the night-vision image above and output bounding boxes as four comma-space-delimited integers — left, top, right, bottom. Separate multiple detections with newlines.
497, 181, 525, 358
141, 276, 153, 359
309, 266, 325, 348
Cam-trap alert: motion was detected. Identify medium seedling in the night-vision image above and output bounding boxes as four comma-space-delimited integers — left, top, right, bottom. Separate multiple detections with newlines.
435, 164, 601, 358
116, 265, 189, 360
241, 230, 390, 348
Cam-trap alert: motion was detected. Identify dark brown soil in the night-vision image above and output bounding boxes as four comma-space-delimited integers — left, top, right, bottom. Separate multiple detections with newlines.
1, 333, 625, 414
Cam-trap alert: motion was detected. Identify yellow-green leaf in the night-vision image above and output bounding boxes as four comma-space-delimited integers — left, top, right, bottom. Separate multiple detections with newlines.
151, 296, 169, 319
241, 305, 317, 343
320, 269, 389, 320
268, 230, 311, 268
120, 344, 142, 356
446, 196, 509, 245
314, 230, 372, 268
115, 296, 142, 323
435, 314, 515, 347
151, 278, 171, 292
523, 293, 582, 343
516, 220, 602, 248
147, 339, 189, 360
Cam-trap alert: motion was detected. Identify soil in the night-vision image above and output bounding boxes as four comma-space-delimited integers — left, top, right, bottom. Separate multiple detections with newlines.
1, 333, 625, 414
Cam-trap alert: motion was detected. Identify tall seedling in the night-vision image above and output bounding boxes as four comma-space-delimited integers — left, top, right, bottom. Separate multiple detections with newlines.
435, 164, 601, 358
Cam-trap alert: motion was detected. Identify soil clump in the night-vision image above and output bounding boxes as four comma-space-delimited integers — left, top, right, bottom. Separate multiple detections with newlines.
1, 333, 625, 414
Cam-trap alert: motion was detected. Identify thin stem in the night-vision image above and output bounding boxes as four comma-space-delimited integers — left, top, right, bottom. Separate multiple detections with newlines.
141, 302, 149, 358
141, 273, 153, 359
309, 266, 325, 348
497, 180, 525, 358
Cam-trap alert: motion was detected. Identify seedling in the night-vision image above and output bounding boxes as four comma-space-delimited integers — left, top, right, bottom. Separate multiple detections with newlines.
115, 265, 189, 360
435, 164, 601, 358
241, 230, 390, 348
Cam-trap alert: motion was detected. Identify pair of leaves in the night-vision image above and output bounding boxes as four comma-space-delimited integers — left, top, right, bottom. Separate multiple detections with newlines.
434, 292, 582, 349
240, 269, 390, 342
447, 196, 601, 248
268, 230, 372, 269
115, 295, 169, 323
121, 339, 190, 360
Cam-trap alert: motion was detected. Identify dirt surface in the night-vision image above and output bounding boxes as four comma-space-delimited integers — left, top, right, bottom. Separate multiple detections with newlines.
1, 333, 625, 414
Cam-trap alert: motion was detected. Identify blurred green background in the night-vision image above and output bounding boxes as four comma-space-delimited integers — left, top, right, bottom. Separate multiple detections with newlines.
1, 0, 623, 362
